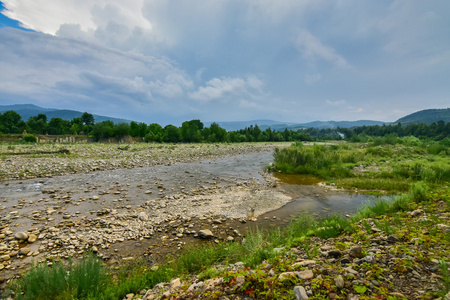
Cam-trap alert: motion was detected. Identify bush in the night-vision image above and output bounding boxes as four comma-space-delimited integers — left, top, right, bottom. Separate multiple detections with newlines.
22, 134, 37, 143
8, 253, 107, 300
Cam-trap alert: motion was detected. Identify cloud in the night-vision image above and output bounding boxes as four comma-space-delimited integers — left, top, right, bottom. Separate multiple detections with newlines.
0, 28, 192, 117
325, 99, 347, 107
1, 0, 150, 34
188, 76, 264, 102
293, 28, 348, 68
1, 1, 450, 124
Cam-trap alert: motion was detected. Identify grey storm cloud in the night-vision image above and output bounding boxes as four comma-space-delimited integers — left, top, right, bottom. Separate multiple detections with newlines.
1, 0, 450, 123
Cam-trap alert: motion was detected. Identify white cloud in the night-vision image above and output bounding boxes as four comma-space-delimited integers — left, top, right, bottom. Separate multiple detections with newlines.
0, 28, 192, 118
188, 76, 264, 102
325, 99, 347, 107
1, 0, 151, 34
293, 28, 348, 68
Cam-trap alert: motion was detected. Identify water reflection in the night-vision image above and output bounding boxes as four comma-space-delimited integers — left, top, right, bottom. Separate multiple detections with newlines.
249, 172, 391, 230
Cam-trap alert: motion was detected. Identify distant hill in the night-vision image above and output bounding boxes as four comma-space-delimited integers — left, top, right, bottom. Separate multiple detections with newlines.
395, 108, 450, 125
0, 104, 131, 124
206, 119, 386, 131
204, 120, 297, 131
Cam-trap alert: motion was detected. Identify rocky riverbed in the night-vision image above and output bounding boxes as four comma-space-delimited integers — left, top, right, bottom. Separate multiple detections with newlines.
0, 142, 301, 289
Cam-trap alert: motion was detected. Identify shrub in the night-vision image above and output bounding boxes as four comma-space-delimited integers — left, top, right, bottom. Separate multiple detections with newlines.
8, 253, 107, 300
22, 134, 37, 143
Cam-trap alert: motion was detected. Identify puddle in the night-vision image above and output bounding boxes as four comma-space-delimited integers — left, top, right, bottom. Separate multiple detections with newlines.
241, 173, 391, 231
272, 173, 322, 185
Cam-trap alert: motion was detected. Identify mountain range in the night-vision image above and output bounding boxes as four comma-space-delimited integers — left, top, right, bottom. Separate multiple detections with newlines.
0, 104, 131, 124
1, 104, 449, 131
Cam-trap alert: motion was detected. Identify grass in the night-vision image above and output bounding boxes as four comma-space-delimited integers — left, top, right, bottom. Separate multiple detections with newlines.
7, 253, 107, 300
272, 140, 450, 193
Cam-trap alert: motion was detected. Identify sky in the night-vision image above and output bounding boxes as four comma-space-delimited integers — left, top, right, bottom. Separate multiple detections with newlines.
0, 1, 449, 126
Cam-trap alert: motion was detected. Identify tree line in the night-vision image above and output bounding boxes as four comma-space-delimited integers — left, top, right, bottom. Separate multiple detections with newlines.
0, 110, 449, 143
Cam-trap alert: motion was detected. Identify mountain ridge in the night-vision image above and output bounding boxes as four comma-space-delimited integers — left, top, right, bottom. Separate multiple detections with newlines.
0, 104, 131, 124
1, 104, 449, 131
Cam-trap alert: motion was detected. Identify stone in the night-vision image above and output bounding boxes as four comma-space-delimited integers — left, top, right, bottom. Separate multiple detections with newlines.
444, 291, 450, 300
235, 276, 245, 288
293, 260, 316, 267
327, 250, 342, 258
279, 272, 297, 280
298, 269, 314, 280
0, 255, 10, 262
293, 286, 309, 300
386, 235, 399, 243
27, 234, 37, 243
335, 275, 345, 289
349, 246, 364, 258
340, 258, 351, 265
14, 232, 28, 241
170, 278, 181, 290
19, 247, 31, 256
389, 292, 407, 298
197, 229, 214, 239
138, 212, 149, 221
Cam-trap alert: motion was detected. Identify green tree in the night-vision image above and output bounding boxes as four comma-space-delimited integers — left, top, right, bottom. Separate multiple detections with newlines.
81, 112, 95, 126
114, 123, 130, 138
181, 119, 203, 143
26, 115, 47, 134
164, 124, 181, 143
0, 110, 25, 133
208, 122, 227, 142
91, 121, 115, 141
146, 123, 164, 142
47, 117, 70, 135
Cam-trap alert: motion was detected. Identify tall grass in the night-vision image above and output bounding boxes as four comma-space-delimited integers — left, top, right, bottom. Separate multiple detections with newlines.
8, 253, 107, 300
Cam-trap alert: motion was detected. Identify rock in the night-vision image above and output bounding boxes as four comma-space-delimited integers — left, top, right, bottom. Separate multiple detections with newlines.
138, 212, 149, 221
293, 286, 309, 300
349, 246, 364, 258
389, 292, 407, 298
235, 276, 245, 288
27, 234, 37, 243
125, 293, 134, 300
170, 278, 181, 290
410, 209, 423, 217
14, 231, 28, 241
92, 196, 100, 200
226, 236, 234, 242
197, 229, 214, 239
335, 275, 345, 289
19, 247, 31, 256
444, 291, 450, 300
0, 255, 10, 262
297, 269, 314, 280
386, 235, 399, 243
437, 224, 450, 232
279, 272, 297, 280
356, 255, 375, 265
293, 260, 316, 267
327, 250, 342, 258
340, 258, 351, 265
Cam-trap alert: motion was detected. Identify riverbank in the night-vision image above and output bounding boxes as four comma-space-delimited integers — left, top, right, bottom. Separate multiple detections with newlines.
0, 143, 288, 181
120, 187, 450, 300
0, 143, 293, 293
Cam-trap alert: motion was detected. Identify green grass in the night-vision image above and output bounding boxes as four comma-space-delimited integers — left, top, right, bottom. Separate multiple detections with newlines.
7, 253, 107, 300
272, 141, 450, 193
